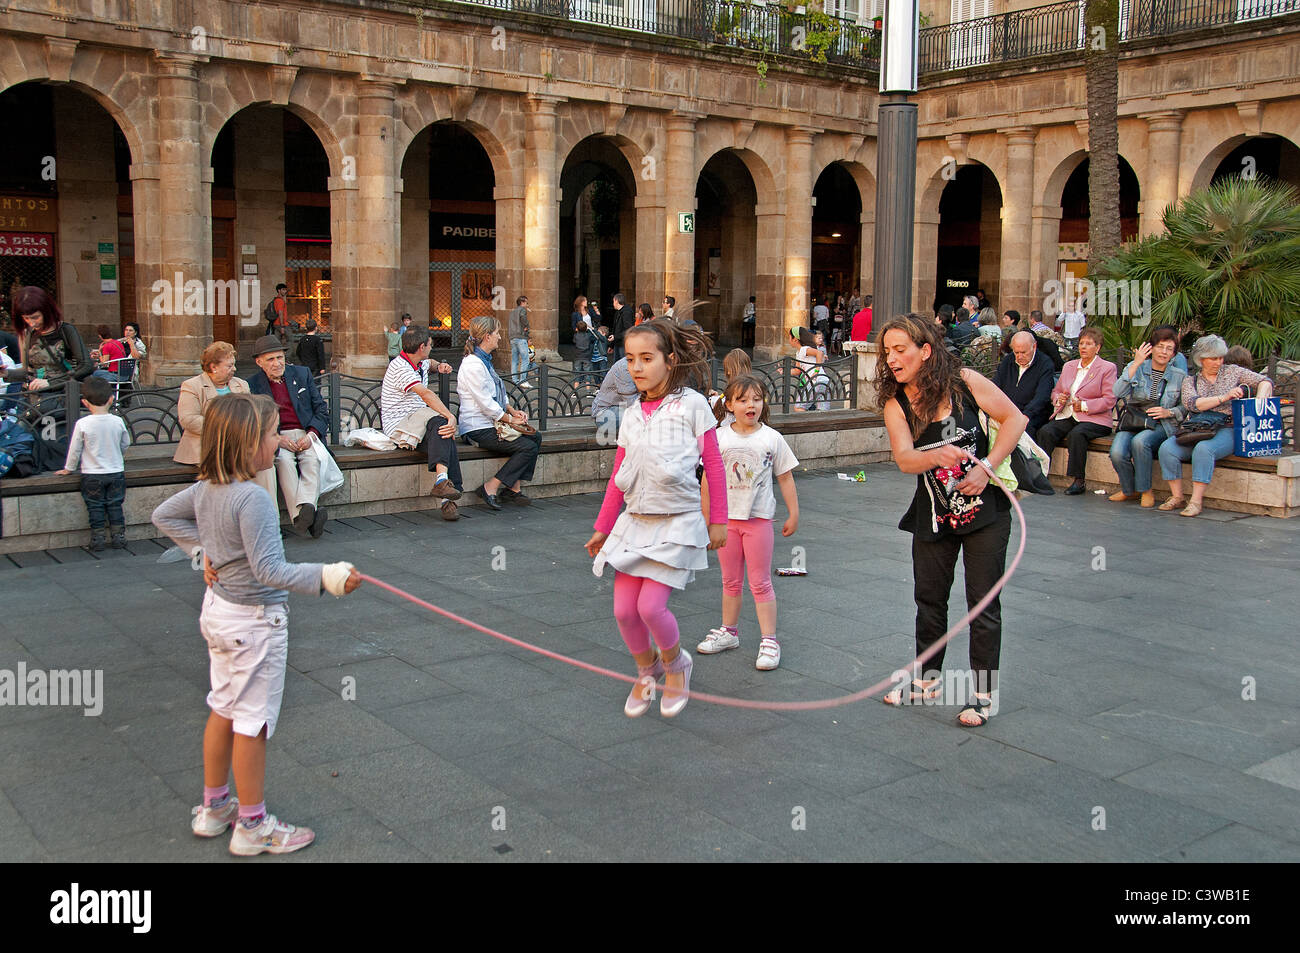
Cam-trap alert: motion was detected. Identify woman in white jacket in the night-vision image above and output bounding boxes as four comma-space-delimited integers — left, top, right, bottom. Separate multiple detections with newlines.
457, 315, 543, 510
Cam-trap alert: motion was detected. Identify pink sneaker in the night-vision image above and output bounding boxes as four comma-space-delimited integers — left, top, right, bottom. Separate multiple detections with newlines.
228, 813, 316, 856
624, 654, 665, 718
191, 797, 239, 837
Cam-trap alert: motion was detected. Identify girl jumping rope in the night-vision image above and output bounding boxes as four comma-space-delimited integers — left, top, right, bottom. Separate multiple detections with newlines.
696, 375, 800, 670
153, 393, 360, 855
584, 319, 728, 718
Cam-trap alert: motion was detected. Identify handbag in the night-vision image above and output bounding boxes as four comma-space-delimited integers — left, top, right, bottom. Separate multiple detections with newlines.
494, 418, 536, 442
1175, 414, 1227, 447
1117, 376, 1167, 433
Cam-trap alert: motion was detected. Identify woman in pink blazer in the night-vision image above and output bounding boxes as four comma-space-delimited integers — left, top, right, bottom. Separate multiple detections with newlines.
1035, 327, 1117, 494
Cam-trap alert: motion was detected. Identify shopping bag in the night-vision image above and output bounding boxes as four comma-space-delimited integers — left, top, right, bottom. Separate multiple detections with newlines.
1232, 397, 1283, 458
310, 434, 345, 494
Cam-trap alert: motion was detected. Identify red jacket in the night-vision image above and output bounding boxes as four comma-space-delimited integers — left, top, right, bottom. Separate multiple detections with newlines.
850, 308, 872, 341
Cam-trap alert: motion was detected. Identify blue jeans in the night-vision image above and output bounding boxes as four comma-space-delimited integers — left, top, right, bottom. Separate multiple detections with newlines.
81, 471, 126, 530
1158, 426, 1235, 485
511, 338, 530, 384
1109, 428, 1169, 494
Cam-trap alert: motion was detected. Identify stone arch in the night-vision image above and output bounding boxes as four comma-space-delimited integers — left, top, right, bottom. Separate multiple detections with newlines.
198, 66, 345, 176
395, 87, 518, 196
0, 45, 150, 167
694, 145, 778, 203
555, 108, 650, 197
1188, 131, 1300, 194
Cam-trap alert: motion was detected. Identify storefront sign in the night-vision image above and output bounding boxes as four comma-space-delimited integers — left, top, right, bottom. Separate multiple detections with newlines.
0, 195, 57, 231
430, 213, 496, 251
0, 232, 54, 257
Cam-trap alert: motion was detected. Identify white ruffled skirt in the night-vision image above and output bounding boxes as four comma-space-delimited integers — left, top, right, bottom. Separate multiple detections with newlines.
592, 510, 709, 590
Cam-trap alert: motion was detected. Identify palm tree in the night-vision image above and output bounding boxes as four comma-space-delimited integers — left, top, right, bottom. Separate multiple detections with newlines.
1098, 177, 1300, 359
1084, 0, 1121, 275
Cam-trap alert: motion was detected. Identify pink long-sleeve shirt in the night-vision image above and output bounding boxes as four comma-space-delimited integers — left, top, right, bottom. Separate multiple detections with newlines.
594, 396, 727, 534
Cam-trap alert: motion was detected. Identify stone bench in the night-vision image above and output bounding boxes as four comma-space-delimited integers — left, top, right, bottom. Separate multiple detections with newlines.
0, 409, 890, 554
1046, 437, 1299, 518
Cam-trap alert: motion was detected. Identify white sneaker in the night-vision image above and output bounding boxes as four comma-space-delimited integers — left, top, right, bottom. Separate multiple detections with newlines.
756, 637, 781, 671
696, 627, 740, 654
191, 797, 239, 837
228, 813, 316, 857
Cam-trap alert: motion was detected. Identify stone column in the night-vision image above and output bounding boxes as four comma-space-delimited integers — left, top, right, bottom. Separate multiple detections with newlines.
152, 52, 210, 384
524, 95, 563, 361
1141, 110, 1183, 237
53, 90, 119, 332
1030, 204, 1063, 314
911, 207, 940, 316
400, 134, 430, 327
998, 126, 1036, 318
753, 202, 785, 359
494, 183, 525, 376
663, 111, 700, 311
333, 77, 402, 378
782, 126, 816, 349
634, 192, 665, 311
233, 108, 286, 342
858, 206, 874, 302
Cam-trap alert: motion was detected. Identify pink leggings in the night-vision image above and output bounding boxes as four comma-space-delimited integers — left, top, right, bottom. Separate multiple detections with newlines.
717, 517, 775, 603
612, 572, 680, 655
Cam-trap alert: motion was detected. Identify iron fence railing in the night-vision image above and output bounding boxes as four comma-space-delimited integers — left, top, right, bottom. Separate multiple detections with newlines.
13, 356, 856, 456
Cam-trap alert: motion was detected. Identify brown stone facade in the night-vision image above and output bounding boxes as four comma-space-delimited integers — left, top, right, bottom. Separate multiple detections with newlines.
1, 1, 1297, 381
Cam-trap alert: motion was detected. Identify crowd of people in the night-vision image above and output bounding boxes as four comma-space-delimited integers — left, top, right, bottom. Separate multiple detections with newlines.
932, 290, 1275, 514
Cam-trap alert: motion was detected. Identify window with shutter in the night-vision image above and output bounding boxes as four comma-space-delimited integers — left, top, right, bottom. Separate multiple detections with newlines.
950, 0, 992, 67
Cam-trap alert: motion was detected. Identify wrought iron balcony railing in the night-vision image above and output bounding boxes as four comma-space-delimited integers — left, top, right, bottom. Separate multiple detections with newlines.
422, 0, 1299, 76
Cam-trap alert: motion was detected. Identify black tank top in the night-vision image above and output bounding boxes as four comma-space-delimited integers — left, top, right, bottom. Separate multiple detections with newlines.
895, 382, 1007, 541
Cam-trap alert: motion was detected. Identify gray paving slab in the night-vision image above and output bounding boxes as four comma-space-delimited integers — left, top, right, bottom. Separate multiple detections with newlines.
1115, 754, 1300, 844
1163, 823, 1300, 863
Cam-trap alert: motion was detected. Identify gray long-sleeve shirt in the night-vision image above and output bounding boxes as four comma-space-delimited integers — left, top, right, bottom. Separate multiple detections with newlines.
152, 480, 324, 606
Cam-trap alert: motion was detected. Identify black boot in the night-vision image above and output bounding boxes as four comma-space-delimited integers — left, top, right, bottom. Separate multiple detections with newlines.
110, 525, 127, 549
90, 529, 107, 552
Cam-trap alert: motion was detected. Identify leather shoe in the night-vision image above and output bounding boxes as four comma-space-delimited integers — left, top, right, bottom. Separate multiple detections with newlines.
309, 504, 327, 538
474, 485, 502, 511
440, 501, 460, 521
498, 487, 531, 506
431, 478, 461, 501
1065, 479, 1086, 495
293, 503, 315, 535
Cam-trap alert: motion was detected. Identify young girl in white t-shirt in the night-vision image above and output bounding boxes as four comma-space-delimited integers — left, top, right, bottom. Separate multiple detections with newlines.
584, 319, 728, 718
697, 375, 800, 670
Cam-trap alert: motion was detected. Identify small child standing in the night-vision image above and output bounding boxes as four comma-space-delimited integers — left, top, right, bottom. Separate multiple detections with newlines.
584, 319, 728, 718
57, 375, 131, 551
152, 393, 360, 856
697, 375, 800, 670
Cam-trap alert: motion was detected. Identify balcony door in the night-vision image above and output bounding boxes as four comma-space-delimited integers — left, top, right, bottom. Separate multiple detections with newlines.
949, 0, 993, 69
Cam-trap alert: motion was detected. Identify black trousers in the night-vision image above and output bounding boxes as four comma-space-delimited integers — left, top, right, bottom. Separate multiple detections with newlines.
417, 416, 463, 489
911, 509, 1010, 687
463, 427, 541, 487
81, 471, 126, 530
1036, 418, 1111, 479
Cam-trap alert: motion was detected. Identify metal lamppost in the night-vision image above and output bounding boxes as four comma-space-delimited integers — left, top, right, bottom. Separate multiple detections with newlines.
872, 0, 919, 331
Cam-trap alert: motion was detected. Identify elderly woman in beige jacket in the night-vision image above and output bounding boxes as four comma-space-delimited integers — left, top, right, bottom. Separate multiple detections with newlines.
174, 341, 277, 499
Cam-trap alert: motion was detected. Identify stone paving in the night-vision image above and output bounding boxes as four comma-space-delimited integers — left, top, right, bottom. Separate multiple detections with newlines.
2, 465, 1299, 862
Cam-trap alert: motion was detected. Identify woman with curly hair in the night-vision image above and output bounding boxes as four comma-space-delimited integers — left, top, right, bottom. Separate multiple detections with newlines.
877, 313, 1026, 727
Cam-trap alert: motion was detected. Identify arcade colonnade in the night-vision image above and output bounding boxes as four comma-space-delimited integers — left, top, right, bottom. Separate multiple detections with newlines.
1, 7, 1298, 381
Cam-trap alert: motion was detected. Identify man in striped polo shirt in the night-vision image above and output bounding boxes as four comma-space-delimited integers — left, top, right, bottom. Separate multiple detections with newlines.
381, 328, 464, 521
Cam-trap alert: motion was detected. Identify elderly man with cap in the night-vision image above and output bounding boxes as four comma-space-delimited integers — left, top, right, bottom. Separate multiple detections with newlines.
247, 334, 332, 537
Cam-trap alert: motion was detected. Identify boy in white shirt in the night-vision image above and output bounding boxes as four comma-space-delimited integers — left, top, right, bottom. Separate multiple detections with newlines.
57, 375, 131, 550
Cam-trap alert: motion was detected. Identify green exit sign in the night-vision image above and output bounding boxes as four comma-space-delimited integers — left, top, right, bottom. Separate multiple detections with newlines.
678, 213, 694, 234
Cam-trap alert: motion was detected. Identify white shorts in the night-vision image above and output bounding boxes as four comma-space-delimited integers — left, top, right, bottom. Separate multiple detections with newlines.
199, 588, 289, 739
